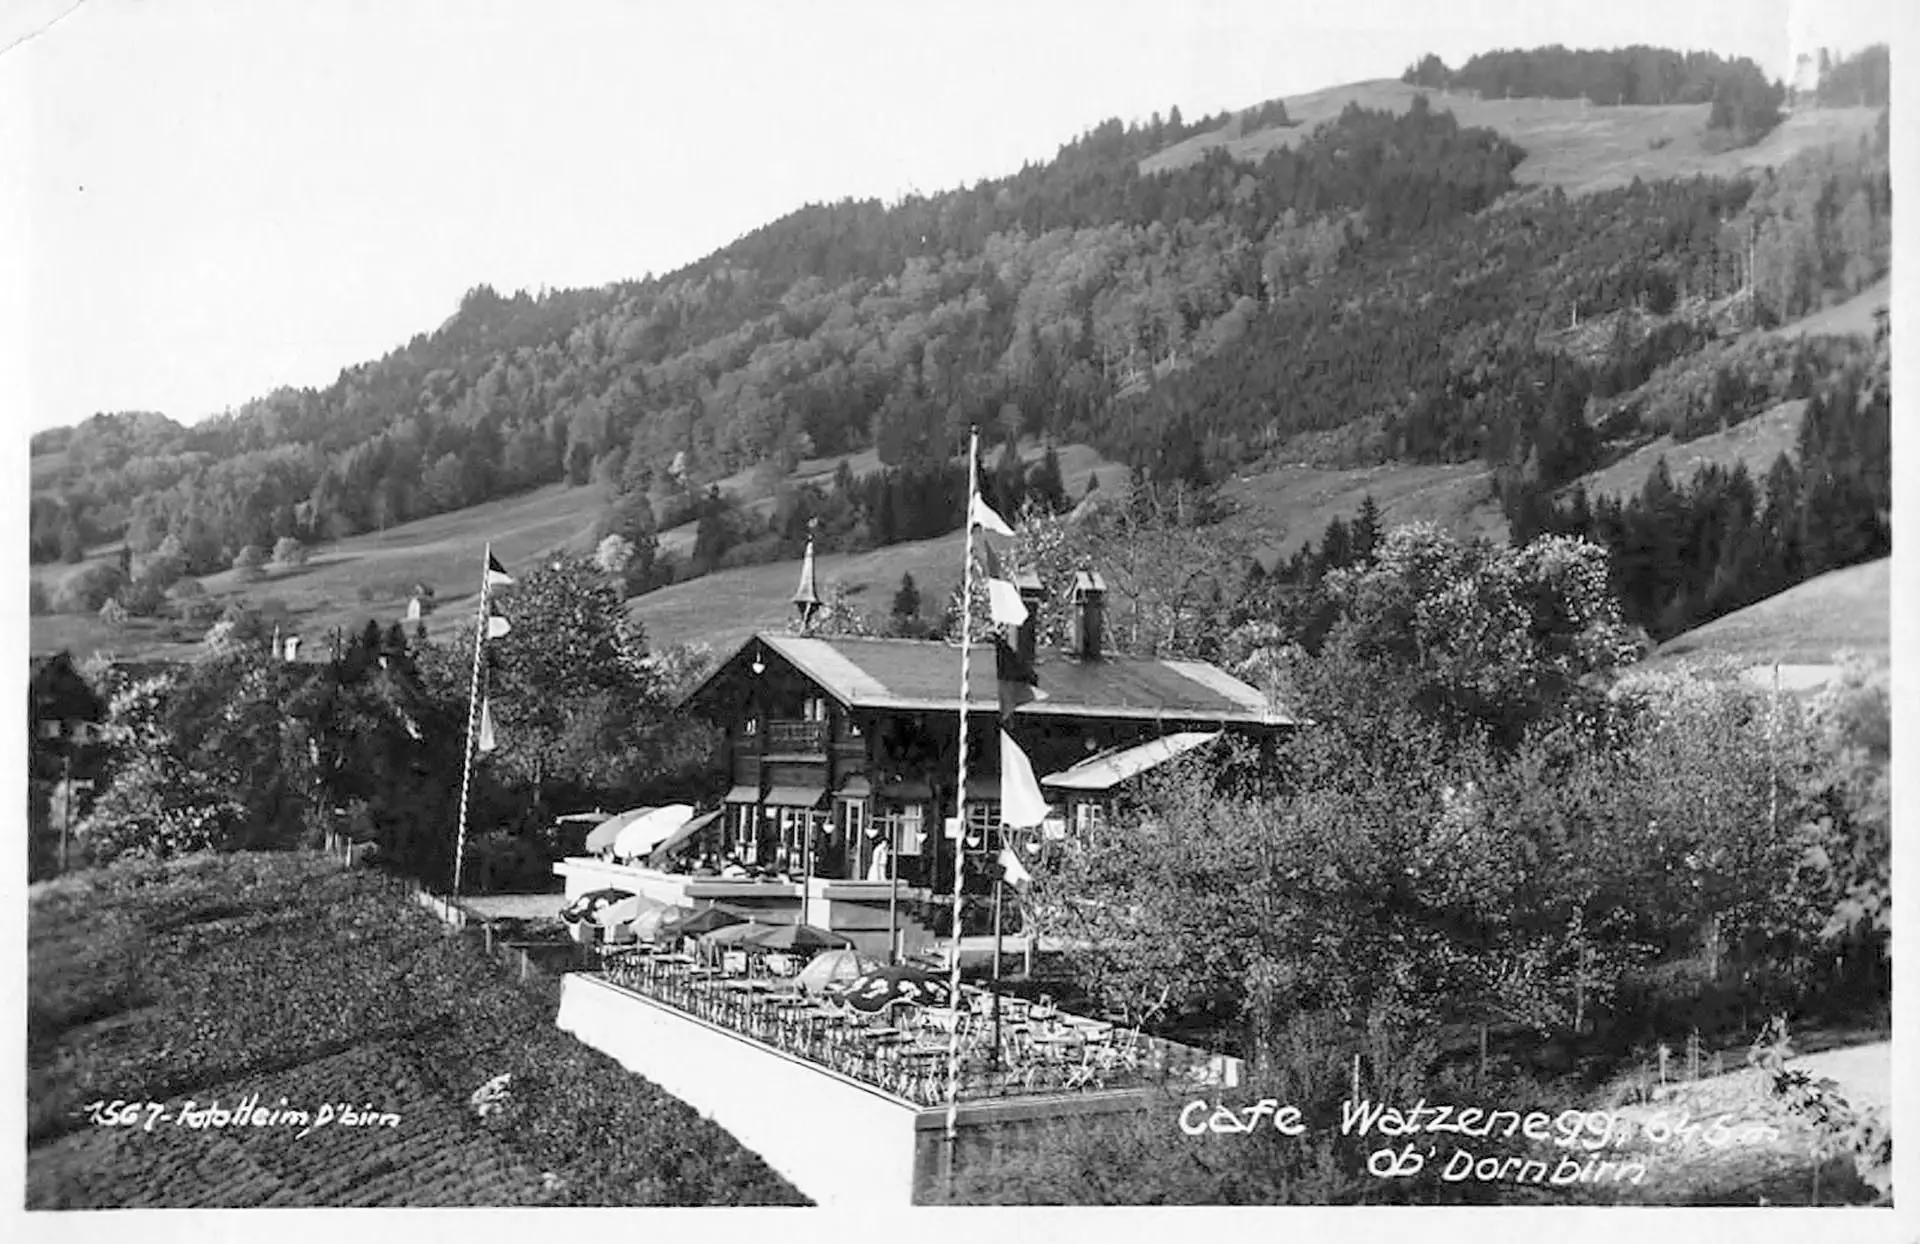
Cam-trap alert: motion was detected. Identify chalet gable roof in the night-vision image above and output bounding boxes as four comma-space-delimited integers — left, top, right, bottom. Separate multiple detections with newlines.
684, 632, 1293, 728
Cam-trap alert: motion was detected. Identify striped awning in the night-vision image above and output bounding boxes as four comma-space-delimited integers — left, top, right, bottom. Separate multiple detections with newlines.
722, 785, 760, 804
763, 786, 826, 808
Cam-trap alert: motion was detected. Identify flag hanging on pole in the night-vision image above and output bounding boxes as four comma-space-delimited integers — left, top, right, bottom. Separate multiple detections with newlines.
979, 541, 1029, 628
998, 729, 1050, 829
487, 614, 511, 639
486, 554, 514, 588
969, 493, 1015, 538
996, 844, 1032, 890
993, 634, 1042, 721
478, 696, 497, 753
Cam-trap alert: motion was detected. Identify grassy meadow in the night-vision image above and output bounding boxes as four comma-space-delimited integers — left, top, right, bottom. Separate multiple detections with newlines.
1142, 80, 1883, 197
1649, 557, 1890, 669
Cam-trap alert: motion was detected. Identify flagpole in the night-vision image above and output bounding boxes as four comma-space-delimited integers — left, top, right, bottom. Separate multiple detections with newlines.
943, 427, 978, 1166
452, 542, 492, 895
887, 817, 900, 965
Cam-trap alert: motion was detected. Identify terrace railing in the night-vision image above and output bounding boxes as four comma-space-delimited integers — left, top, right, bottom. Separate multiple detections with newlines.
765, 720, 827, 753
591, 953, 1230, 1106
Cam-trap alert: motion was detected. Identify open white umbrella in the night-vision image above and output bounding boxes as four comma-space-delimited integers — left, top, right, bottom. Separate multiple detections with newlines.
585, 807, 656, 854
612, 804, 696, 860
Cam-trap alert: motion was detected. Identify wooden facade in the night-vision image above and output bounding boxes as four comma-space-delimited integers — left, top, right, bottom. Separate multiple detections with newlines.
683, 629, 1288, 895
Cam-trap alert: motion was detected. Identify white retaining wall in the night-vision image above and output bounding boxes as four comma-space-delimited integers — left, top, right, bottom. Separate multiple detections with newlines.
555, 973, 921, 1207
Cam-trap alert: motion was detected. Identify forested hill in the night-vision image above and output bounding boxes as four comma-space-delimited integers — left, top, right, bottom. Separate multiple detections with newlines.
29, 44, 1889, 605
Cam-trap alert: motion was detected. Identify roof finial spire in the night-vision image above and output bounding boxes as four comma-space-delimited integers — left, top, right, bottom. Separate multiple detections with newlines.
792, 523, 822, 633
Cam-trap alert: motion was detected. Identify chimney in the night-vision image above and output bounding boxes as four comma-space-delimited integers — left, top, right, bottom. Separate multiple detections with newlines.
1013, 569, 1044, 670
791, 535, 822, 632
1069, 571, 1106, 661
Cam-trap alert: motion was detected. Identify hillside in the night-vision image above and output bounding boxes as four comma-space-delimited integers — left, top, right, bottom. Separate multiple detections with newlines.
1223, 459, 1504, 566
1571, 398, 1806, 505
26, 42, 1889, 682
27, 852, 805, 1207
27, 439, 1131, 661
1649, 557, 1889, 668
1141, 80, 1882, 196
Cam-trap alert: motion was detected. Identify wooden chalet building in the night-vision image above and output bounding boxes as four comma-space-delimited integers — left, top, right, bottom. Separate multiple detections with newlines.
677, 551, 1292, 893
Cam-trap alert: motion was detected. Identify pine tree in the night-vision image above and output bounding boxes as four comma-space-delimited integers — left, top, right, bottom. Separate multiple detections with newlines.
891, 572, 921, 622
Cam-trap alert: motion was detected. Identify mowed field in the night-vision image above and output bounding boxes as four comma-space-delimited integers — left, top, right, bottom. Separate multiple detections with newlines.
1142, 80, 1882, 197
1649, 557, 1890, 668
1222, 458, 1506, 566
26, 852, 804, 1207
1571, 399, 1806, 505
28, 441, 1131, 662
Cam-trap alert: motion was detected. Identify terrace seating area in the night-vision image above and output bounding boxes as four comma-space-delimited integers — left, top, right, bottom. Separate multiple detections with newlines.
592, 942, 1233, 1106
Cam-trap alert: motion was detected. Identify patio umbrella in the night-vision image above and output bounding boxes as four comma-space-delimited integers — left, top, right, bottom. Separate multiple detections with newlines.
794, 948, 883, 996
839, 965, 954, 1013
701, 920, 774, 946
585, 807, 656, 854
629, 904, 690, 943
613, 804, 696, 861
658, 906, 746, 939
747, 923, 850, 952
561, 888, 641, 926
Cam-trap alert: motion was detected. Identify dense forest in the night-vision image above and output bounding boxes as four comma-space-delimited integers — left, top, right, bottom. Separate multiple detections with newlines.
1401, 44, 1787, 139
30, 43, 1892, 651
1250, 332, 1889, 649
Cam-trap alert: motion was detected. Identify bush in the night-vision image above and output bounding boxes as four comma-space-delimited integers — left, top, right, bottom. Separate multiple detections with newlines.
55, 563, 125, 614
232, 545, 266, 581
270, 536, 307, 568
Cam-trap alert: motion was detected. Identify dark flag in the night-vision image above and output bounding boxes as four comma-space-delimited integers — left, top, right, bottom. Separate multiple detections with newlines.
486, 553, 514, 588
993, 633, 1040, 722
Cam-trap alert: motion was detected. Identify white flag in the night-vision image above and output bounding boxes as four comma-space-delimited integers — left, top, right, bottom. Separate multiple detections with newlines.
478, 697, 497, 753
998, 730, 1050, 830
980, 541, 1029, 627
985, 578, 1029, 627
406, 597, 423, 623
487, 614, 511, 639
969, 493, 1015, 537
997, 845, 1032, 889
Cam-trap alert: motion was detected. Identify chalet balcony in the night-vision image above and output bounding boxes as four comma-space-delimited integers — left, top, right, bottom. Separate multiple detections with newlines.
765, 719, 827, 753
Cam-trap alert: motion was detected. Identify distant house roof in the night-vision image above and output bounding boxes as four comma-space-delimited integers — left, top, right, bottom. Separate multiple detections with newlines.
685, 633, 1292, 728
1042, 731, 1222, 791
30, 652, 103, 724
